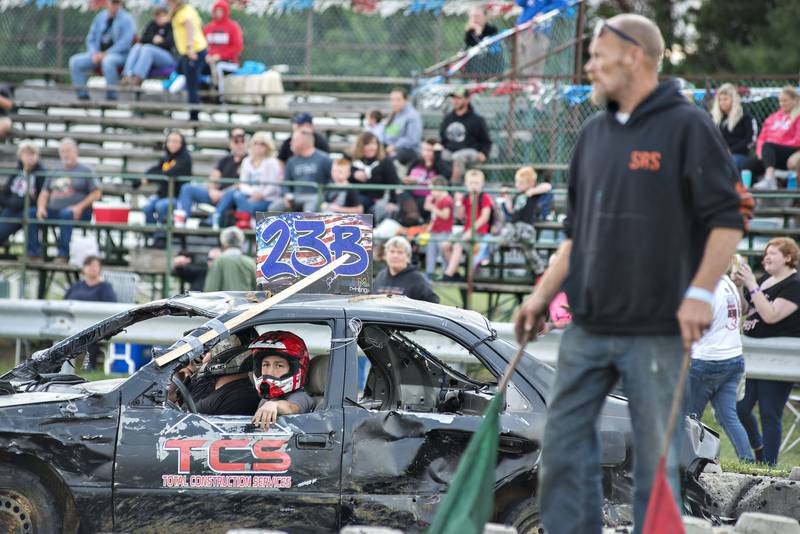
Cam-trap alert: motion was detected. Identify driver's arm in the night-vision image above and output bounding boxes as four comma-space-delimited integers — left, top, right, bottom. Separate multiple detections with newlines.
252, 400, 301, 429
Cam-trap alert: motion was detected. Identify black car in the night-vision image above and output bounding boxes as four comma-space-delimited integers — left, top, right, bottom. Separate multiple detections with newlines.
0, 292, 720, 534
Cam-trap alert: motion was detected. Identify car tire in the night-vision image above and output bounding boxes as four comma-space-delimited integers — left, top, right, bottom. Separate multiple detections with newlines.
0, 463, 61, 534
501, 496, 543, 534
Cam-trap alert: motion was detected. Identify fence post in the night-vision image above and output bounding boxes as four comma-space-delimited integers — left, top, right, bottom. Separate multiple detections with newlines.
305, 10, 314, 76
56, 9, 65, 70
506, 32, 519, 161
434, 12, 444, 65
572, 1, 585, 84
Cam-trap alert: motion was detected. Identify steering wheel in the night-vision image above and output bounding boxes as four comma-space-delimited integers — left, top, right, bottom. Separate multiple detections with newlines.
171, 373, 198, 413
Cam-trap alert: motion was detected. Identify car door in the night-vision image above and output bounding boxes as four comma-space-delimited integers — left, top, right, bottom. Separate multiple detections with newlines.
338, 312, 542, 531
112, 314, 346, 534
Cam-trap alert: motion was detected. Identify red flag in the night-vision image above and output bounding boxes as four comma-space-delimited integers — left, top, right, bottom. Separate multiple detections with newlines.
642, 457, 685, 534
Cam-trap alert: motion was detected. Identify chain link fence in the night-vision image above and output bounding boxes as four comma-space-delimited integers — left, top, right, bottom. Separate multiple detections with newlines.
414, 76, 800, 184
0, 3, 579, 78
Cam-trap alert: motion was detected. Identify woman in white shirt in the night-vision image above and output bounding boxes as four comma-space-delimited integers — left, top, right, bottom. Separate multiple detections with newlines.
214, 132, 282, 222
686, 263, 754, 462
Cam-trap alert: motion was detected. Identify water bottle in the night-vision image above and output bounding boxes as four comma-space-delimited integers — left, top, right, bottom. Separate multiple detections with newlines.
788, 171, 797, 190
741, 169, 752, 188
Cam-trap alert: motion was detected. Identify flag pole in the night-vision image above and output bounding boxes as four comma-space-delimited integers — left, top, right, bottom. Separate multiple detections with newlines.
660, 349, 692, 458
497, 330, 533, 393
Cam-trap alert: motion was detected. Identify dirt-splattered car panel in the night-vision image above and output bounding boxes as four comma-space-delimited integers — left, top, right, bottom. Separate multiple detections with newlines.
0, 292, 720, 533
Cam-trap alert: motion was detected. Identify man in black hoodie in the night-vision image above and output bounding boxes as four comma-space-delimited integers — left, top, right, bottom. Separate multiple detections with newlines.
374, 236, 439, 303
514, 14, 743, 534
439, 87, 492, 184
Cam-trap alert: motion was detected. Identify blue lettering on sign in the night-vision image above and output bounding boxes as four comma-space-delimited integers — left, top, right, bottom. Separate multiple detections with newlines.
260, 219, 369, 279
259, 219, 294, 281
331, 226, 369, 276
291, 219, 332, 276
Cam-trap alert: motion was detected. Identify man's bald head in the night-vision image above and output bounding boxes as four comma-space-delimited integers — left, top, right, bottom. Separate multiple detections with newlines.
608, 13, 665, 67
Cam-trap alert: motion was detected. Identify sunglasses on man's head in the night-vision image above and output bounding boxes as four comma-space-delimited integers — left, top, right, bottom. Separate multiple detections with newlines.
593, 20, 641, 47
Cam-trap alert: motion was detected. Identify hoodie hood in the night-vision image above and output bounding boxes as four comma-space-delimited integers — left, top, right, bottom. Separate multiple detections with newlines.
212, 0, 230, 20
607, 79, 687, 127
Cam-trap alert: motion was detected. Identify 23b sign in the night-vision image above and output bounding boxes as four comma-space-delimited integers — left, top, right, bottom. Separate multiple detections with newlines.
255, 212, 373, 295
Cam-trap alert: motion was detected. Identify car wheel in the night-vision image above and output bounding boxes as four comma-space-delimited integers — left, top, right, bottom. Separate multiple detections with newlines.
0, 464, 61, 534
502, 497, 543, 534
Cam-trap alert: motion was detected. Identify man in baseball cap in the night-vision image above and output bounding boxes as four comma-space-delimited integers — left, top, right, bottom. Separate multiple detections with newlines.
276, 111, 331, 166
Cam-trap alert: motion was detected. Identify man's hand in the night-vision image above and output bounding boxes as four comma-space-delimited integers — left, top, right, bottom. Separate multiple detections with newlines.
514, 295, 547, 344
253, 401, 279, 429
152, 35, 164, 45
477, 152, 487, 163
91, 52, 105, 64
353, 170, 368, 183
68, 205, 83, 220
209, 188, 223, 204
250, 192, 263, 202
676, 298, 712, 351
36, 206, 47, 220
173, 255, 192, 267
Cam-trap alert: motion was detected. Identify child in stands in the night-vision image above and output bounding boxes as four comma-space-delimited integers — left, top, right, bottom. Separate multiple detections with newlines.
423, 176, 454, 276
321, 159, 364, 214
498, 166, 551, 275
442, 169, 493, 281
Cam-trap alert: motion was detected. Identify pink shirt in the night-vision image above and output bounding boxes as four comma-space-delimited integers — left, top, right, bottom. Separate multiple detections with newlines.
756, 110, 800, 156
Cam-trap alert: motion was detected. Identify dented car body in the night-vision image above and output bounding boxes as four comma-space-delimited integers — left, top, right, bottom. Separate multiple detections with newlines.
0, 293, 720, 533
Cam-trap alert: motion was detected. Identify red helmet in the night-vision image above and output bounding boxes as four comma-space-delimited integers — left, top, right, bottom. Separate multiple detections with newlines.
249, 331, 309, 400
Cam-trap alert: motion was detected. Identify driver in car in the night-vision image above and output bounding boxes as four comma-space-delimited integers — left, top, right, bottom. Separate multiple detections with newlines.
171, 334, 261, 416
250, 331, 315, 428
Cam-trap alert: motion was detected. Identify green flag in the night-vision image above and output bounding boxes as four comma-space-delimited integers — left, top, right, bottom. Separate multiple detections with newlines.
426, 392, 503, 534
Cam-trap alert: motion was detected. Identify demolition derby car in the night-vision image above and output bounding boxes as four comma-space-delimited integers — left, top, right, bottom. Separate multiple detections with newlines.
0, 292, 720, 534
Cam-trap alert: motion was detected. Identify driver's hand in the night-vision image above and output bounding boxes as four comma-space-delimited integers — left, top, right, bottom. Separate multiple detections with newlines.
167, 382, 180, 404
253, 401, 279, 429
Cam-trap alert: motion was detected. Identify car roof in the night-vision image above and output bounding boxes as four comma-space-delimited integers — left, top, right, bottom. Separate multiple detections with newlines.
162, 292, 492, 335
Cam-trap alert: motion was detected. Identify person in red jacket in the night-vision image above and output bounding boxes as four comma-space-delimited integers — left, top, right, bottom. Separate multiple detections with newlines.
203, 0, 243, 100
755, 86, 800, 188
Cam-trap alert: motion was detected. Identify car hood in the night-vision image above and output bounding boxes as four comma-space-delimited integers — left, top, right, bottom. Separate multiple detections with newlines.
0, 391, 85, 407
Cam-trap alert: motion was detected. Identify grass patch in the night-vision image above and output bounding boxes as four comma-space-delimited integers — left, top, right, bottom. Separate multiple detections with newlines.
701, 404, 800, 475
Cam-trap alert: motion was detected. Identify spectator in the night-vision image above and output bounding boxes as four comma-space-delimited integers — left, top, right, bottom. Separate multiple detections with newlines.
711, 83, 757, 172
442, 169, 493, 281
464, 6, 503, 75
498, 165, 550, 275
27, 138, 101, 262
203, 0, 244, 100
320, 159, 363, 214
173, 247, 220, 291
214, 132, 282, 225
0, 142, 46, 248
64, 255, 118, 370
440, 87, 492, 184
277, 113, 331, 168
464, 6, 498, 47
167, 0, 208, 121
514, 1, 566, 77
275, 124, 332, 213
422, 176, 454, 276
364, 108, 385, 142
374, 236, 439, 303
735, 238, 800, 465
177, 127, 247, 227
120, 4, 175, 87
0, 83, 12, 139
754, 86, 800, 189
686, 264, 753, 462
69, 0, 135, 101
204, 226, 256, 292
141, 131, 192, 226
400, 138, 452, 224
383, 88, 423, 165
348, 132, 399, 218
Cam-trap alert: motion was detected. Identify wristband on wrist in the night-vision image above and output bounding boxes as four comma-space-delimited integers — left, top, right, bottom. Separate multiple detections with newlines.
685, 286, 714, 305
749, 287, 762, 296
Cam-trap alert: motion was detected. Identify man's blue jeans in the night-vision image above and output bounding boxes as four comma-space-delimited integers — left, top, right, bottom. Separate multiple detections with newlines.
178, 184, 213, 220
539, 325, 684, 534
69, 51, 126, 99
686, 356, 753, 461
123, 44, 176, 80
215, 189, 271, 217
27, 206, 93, 257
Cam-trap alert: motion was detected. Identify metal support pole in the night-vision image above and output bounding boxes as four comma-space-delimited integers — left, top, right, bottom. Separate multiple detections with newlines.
305, 10, 314, 77
56, 10, 65, 70
572, 1, 586, 84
